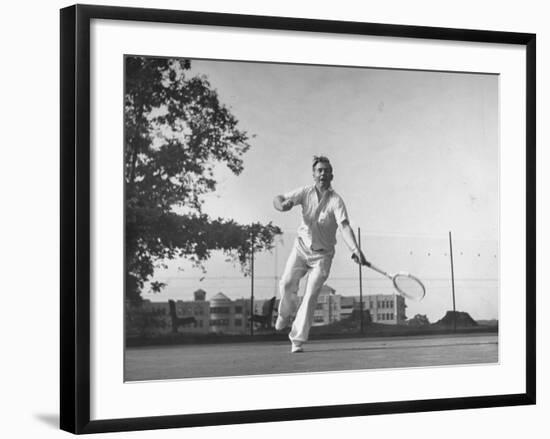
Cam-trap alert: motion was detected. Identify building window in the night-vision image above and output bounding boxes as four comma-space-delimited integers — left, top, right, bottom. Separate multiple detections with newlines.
314, 316, 325, 323
210, 307, 229, 314
234, 319, 242, 326
316, 303, 324, 310
234, 306, 243, 314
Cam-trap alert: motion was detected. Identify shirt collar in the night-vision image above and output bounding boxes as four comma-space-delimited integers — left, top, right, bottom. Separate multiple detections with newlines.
311, 185, 333, 202
310, 184, 333, 193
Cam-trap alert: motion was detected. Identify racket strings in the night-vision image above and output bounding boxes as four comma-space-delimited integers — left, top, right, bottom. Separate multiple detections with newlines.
393, 274, 426, 300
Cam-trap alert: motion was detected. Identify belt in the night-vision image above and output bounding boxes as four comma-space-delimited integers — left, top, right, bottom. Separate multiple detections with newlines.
298, 237, 326, 252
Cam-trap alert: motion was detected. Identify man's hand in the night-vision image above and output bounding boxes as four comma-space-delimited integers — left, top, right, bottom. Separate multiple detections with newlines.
281, 199, 293, 211
273, 196, 293, 212
352, 249, 369, 266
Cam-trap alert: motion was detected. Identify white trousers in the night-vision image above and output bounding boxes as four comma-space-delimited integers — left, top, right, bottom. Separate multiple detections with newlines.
278, 238, 334, 344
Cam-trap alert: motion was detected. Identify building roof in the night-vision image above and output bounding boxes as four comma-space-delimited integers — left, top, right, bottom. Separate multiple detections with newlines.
211, 292, 231, 302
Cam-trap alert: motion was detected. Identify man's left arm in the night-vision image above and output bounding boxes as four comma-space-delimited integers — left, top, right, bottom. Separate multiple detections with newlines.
340, 220, 368, 265
333, 197, 367, 264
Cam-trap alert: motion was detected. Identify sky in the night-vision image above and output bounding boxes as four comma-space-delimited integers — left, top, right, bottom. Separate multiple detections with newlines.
141, 58, 499, 322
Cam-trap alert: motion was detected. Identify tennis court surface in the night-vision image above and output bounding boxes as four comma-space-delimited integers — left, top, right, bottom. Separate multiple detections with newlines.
125, 333, 497, 381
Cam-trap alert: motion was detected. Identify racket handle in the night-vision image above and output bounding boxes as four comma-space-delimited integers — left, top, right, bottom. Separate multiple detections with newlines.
352, 255, 393, 278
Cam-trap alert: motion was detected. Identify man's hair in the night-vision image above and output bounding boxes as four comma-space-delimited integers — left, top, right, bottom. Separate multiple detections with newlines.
312, 155, 333, 172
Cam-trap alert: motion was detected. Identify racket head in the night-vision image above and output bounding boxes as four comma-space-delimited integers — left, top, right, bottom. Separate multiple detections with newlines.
392, 272, 426, 301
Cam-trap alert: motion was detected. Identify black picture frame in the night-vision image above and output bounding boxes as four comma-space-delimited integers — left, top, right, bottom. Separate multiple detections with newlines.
60, 4, 536, 434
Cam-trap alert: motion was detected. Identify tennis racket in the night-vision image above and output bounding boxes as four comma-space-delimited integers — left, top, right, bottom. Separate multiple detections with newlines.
352, 254, 426, 301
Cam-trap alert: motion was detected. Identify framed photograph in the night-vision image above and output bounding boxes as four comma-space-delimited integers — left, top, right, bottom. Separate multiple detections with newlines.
60, 4, 536, 434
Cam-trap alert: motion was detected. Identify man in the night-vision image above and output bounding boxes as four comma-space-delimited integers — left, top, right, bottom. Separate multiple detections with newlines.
273, 156, 367, 353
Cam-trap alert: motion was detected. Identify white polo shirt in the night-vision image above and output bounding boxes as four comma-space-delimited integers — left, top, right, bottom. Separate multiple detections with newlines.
284, 185, 349, 252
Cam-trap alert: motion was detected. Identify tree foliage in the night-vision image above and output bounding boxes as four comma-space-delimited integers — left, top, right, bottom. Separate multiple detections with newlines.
406, 314, 431, 327
125, 56, 281, 303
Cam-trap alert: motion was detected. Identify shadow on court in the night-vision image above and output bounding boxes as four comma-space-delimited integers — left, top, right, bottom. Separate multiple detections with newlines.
124, 334, 498, 381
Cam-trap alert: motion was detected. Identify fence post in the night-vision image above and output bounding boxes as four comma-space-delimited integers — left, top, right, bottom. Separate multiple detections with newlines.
250, 233, 255, 336
449, 231, 457, 332
358, 227, 364, 334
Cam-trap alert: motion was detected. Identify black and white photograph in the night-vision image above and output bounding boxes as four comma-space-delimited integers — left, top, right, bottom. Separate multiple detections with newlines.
1, 0, 545, 437
124, 55, 499, 381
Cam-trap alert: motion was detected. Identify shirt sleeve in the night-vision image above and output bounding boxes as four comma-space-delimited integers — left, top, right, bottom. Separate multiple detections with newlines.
283, 187, 306, 206
333, 196, 349, 225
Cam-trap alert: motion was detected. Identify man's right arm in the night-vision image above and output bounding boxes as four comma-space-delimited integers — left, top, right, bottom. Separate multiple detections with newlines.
273, 195, 293, 212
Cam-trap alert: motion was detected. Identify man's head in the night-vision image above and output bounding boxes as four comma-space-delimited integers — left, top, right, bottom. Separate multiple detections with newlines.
312, 155, 333, 190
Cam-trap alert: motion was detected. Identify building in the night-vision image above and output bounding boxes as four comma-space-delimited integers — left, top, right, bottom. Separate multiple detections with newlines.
313, 285, 341, 326
127, 300, 171, 336
128, 299, 210, 335
171, 298, 210, 334
364, 294, 407, 325
209, 292, 249, 334
273, 285, 407, 326
339, 296, 355, 320
126, 284, 408, 338
126, 292, 277, 336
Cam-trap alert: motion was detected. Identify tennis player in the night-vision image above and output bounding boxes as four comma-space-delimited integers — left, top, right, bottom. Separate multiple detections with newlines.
273, 155, 367, 353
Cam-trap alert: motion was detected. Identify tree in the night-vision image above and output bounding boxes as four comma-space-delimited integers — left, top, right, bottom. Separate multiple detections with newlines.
125, 56, 281, 304
406, 314, 430, 327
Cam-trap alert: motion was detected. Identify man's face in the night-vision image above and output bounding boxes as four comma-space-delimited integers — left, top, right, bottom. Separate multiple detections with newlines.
313, 162, 333, 189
